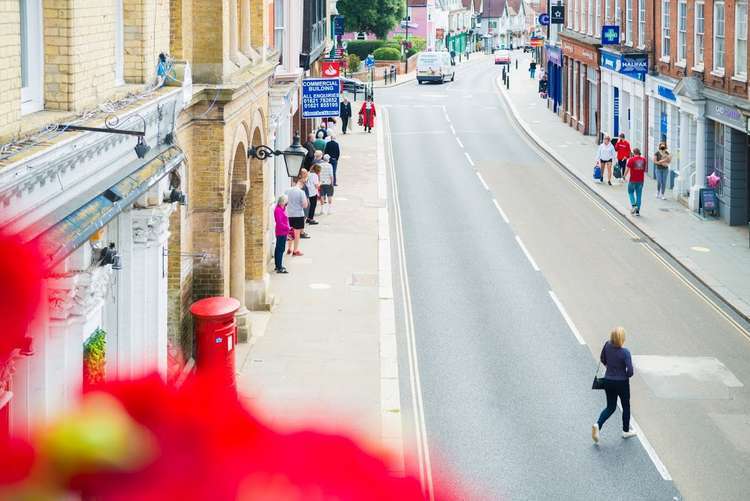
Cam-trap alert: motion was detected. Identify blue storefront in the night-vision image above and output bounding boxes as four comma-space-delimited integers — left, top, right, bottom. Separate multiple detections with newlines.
545, 45, 562, 114
598, 49, 647, 147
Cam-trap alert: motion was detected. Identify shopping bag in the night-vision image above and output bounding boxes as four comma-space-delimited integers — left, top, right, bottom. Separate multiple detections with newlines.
593, 165, 602, 181
614, 164, 622, 179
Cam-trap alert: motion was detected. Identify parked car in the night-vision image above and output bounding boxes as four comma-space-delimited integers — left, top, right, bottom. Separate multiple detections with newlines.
494, 49, 511, 65
340, 77, 366, 94
416, 51, 455, 84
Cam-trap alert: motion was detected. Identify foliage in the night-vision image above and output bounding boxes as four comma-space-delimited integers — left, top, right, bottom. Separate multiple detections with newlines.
391, 35, 427, 54
83, 328, 106, 389
345, 40, 397, 59
373, 47, 402, 61
337, 0, 405, 39
347, 53, 362, 72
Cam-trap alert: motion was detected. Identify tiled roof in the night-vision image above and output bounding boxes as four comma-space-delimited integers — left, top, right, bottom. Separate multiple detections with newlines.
483, 0, 506, 17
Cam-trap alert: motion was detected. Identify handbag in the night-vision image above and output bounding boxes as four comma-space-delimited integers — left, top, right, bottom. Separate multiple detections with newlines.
592, 362, 607, 390
357, 114, 363, 126
613, 164, 622, 178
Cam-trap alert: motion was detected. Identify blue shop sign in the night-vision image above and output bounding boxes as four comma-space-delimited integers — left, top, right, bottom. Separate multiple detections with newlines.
600, 51, 647, 80
546, 44, 562, 65
657, 85, 677, 101
602, 25, 620, 45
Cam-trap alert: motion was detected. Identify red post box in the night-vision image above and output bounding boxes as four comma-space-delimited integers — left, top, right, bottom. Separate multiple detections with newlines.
190, 297, 241, 388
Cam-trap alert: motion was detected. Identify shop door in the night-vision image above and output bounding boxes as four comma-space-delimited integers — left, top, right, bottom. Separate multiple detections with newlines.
613, 87, 620, 136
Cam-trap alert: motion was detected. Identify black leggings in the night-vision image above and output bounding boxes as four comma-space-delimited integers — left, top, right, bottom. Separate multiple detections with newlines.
597, 379, 631, 432
307, 196, 318, 221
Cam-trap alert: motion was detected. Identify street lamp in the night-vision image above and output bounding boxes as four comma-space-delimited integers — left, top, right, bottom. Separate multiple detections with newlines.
247, 133, 308, 178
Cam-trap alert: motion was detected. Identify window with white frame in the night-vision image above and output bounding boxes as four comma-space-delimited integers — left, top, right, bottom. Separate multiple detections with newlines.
615, 0, 620, 25
596, 0, 601, 36
626, 0, 633, 43
713, 1, 725, 71
662, 0, 670, 58
736, 0, 748, 77
20, 0, 43, 114
605, 0, 610, 23
274, 0, 284, 60
568, 2, 573, 28
574, 0, 579, 31
580, 0, 586, 30
589, 0, 594, 34
678, 0, 687, 62
638, 0, 645, 46
695, 1, 705, 66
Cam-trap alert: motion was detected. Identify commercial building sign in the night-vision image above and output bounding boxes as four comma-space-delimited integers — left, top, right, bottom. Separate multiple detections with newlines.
561, 39, 597, 65
706, 101, 746, 130
302, 78, 340, 118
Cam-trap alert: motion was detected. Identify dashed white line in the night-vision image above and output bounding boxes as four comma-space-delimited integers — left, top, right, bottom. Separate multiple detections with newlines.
476, 172, 489, 190
455, 137, 464, 148
449, 125, 456, 135
492, 198, 510, 223
548, 291, 585, 345
515, 235, 540, 271
464, 152, 475, 166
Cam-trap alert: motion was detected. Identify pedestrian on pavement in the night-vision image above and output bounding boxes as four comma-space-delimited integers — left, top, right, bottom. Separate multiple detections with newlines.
592, 327, 637, 444
624, 148, 648, 216
529, 60, 537, 79
450, 49, 456, 65
303, 132, 316, 170
285, 176, 309, 256
324, 134, 341, 186
313, 130, 327, 151
324, 117, 337, 136
318, 154, 335, 215
273, 195, 291, 273
596, 135, 617, 185
341, 97, 352, 134
653, 141, 672, 199
538, 74, 548, 98
614, 133, 632, 183
306, 164, 321, 225
316, 122, 328, 139
359, 97, 376, 133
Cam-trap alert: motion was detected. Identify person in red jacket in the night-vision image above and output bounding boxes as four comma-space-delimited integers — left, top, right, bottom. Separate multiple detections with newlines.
614, 132, 631, 183
625, 148, 648, 216
359, 97, 376, 133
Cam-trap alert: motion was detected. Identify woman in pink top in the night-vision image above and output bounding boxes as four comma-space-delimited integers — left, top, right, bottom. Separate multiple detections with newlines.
274, 195, 291, 274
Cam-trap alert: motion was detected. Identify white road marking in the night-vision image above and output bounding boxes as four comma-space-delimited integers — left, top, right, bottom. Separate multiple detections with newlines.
476, 172, 489, 190
449, 125, 456, 135
456, 137, 464, 148
464, 152, 475, 166
515, 235, 540, 271
308, 283, 331, 290
548, 291, 585, 345
492, 198, 510, 223
383, 108, 435, 500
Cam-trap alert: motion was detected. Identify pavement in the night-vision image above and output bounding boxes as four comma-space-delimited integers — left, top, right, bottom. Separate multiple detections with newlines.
500, 51, 750, 323
235, 126, 405, 472
379, 55, 750, 500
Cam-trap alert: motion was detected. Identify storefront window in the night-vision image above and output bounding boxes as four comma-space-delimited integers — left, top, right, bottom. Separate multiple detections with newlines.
713, 122, 725, 196
713, 2, 725, 71
695, 2, 705, 66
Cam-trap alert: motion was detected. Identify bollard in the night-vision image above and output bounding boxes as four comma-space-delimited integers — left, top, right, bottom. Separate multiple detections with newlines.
506, 75, 510, 89
515, 59, 518, 69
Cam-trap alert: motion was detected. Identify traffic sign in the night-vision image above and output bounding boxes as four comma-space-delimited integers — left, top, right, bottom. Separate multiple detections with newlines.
322, 61, 340, 77
550, 6, 565, 24
302, 78, 341, 118
538, 13, 550, 26
602, 25, 620, 45
365, 55, 375, 69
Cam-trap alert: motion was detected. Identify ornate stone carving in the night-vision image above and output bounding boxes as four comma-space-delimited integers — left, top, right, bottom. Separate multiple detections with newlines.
132, 204, 174, 244
47, 265, 114, 320
231, 191, 247, 213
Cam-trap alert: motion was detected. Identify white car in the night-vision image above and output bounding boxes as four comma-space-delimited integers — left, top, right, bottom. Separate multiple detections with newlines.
416, 52, 455, 84
494, 49, 511, 65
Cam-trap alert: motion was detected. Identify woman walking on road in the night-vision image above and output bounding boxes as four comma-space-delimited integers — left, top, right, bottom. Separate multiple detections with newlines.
273, 195, 290, 274
285, 176, 309, 256
359, 96, 376, 133
592, 327, 637, 444
596, 135, 617, 185
653, 141, 672, 199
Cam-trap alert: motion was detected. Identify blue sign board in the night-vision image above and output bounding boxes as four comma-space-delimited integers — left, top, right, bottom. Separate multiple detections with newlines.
546, 44, 562, 65
660, 111, 668, 139
602, 25, 620, 45
302, 78, 341, 118
600, 51, 647, 80
365, 55, 375, 69
333, 16, 345, 36
657, 85, 677, 101
538, 13, 550, 26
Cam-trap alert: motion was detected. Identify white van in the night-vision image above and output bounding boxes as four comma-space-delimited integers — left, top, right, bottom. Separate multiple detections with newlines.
416, 51, 455, 84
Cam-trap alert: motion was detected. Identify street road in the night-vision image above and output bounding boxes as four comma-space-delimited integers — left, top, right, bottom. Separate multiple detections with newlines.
380, 55, 750, 500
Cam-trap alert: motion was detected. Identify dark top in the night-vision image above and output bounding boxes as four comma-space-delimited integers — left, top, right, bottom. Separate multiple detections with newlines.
341, 102, 352, 118
600, 342, 634, 381
303, 141, 315, 168
324, 140, 340, 160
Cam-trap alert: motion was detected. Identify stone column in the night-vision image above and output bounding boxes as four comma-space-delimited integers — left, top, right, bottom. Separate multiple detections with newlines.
230, 188, 251, 342
229, 0, 250, 67
240, 0, 260, 62
689, 115, 707, 210
676, 110, 691, 197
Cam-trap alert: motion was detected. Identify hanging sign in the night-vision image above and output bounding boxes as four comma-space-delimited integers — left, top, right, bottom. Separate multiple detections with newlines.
321, 61, 340, 77
602, 25, 620, 45
551, 6, 565, 24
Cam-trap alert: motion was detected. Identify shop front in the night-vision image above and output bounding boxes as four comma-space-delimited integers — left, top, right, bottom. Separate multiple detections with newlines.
599, 49, 648, 148
545, 44, 563, 114
560, 34, 600, 135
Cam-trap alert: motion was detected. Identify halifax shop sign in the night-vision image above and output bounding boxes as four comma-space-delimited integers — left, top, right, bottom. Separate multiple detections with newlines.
600, 51, 648, 81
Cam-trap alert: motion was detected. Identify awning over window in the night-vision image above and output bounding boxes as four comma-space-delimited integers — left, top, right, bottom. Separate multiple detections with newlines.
36, 145, 184, 269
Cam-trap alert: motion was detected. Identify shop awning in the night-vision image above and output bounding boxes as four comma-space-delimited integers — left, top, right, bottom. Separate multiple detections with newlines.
36, 145, 184, 269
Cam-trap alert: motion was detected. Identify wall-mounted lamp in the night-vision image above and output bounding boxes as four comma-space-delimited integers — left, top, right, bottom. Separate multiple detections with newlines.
99, 243, 122, 271
61, 113, 150, 160
247, 133, 308, 178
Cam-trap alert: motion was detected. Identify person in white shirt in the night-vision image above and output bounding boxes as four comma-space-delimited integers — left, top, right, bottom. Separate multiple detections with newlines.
318, 154, 335, 214
596, 135, 617, 185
